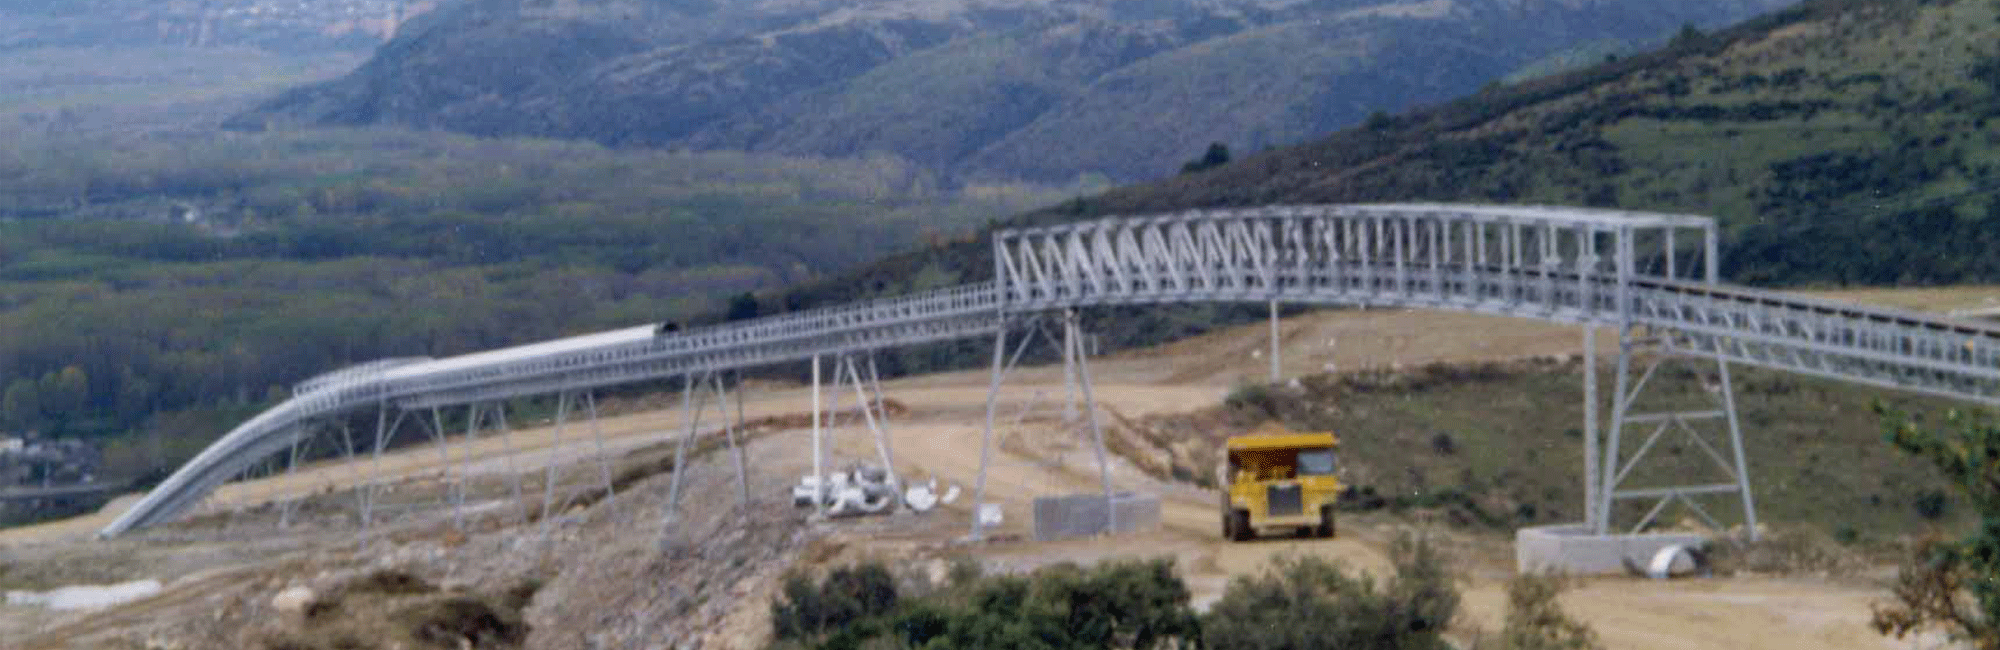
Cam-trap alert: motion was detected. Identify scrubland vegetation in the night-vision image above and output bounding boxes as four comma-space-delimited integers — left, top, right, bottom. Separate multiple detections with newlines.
768, 534, 1618, 650
0, 124, 1084, 492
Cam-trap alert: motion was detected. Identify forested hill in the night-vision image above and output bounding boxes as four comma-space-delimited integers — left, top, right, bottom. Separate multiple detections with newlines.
228, 0, 1792, 182
780, 0, 2000, 320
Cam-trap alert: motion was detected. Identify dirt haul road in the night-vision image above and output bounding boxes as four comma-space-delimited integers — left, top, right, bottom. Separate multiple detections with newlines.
13, 289, 1993, 648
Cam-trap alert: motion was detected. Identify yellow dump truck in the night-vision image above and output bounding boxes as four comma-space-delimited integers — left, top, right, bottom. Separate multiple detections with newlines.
1218, 427, 1340, 541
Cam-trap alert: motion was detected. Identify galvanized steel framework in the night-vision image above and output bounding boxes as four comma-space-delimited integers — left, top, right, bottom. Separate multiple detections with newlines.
98, 204, 2000, 540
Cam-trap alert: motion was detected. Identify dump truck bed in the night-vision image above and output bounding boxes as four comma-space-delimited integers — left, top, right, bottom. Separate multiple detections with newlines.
1225, 432, 1337, 452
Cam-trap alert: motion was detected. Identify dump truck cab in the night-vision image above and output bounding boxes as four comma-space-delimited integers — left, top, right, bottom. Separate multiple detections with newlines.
1218, 427, 1340, 541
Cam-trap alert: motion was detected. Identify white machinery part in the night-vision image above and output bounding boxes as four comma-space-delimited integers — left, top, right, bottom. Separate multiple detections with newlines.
905, 484, 939, 512
826, 485, 894, 517
1647, 544, 1701, 580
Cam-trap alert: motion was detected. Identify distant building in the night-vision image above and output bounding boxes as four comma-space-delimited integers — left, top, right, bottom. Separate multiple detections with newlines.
0, 437, 100, 487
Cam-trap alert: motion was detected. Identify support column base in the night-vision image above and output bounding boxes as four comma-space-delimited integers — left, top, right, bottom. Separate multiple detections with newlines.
1515, 523, 1707, 575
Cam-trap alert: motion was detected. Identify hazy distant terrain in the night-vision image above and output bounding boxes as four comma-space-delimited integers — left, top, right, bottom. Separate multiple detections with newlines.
233, 0, 1797, 181
0, 0, 427, 52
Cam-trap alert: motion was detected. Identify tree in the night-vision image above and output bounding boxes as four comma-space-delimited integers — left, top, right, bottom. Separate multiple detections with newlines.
1871, 405, 2000, 649
726, 292, 761, 321
3, 378, 40, 431
771, 562, 899, 641
37, 366, 88, 429
1182, 142, 1232, 174
1670, 23, 1705, 49
115, 367, 153, 421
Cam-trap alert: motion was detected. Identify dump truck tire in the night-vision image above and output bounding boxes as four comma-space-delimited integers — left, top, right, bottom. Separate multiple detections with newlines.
1229, 509, 1255, 542
1316, 505, 1336, 538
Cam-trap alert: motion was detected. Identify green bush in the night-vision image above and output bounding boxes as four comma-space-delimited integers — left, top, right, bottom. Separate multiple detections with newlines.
1181, 143, 1232, 174
1223, 383, 1278, 420
1488, 572, 1599, 650
1914, 488, 1950, 521
773, 563, 901, 641
1203, 534, 1459, 650
770, 558, 1199, 650
1873, 406, 2000, 649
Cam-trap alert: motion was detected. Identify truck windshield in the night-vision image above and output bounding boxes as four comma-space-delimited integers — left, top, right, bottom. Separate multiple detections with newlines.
1297, 448, 1336, 476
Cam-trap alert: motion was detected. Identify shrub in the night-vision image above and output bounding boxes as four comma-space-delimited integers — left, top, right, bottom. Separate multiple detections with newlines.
1224, 382, 1278, 419
1430, 432, 1458, 456
1872, 406, 2000, 649
1203, 534, 1458, 650
1491, 572, 1600, 650
726, 292, 762, 321
1914, 488, 1949, 521
772, 562, 900, 641
1181, 142, 1232, 174
771, 558, 1199, 650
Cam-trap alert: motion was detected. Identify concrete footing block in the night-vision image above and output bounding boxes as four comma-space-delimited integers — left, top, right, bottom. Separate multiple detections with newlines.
1032, 492, 1161, 542
1515, 523, 1708, 575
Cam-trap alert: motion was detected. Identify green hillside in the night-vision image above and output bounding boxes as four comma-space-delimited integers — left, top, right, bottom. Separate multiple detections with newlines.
236, 0, 1798, 181
1058, 0, 2000, 285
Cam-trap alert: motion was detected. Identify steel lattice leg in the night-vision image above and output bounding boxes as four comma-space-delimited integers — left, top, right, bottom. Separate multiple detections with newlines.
844, 355, 900, 494
1068, 310, 1117, 533
1063, 315, 1079, 423
340, 419, 361, 528
583, 391, 619, 526
665, 372, 710, 521
495, 401, 521, 519
1581, 325, 1599, 530
1595, 330, 1758, 539
539, 390, 571, 538
970, 327, 1008, 539
1715, 357, 1759, 541
865, 357, 894, 485
812, 355, 825, 518
278, 425, 308, 528
1269, 300, 1282, 383
462, 403, 485, 528
364, 406, 409, 529
716, 373, 750, 508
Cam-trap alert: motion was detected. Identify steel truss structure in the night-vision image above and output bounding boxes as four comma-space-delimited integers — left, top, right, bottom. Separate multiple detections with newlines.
99, 204, 2000, 539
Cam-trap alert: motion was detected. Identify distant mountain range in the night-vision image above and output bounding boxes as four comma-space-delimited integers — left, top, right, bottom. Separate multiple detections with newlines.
228, 0, 1795, 181
0, 0, 426, 52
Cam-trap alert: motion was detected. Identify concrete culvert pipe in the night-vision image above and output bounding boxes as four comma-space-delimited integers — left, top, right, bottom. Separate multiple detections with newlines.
1646, 544, 1712, 580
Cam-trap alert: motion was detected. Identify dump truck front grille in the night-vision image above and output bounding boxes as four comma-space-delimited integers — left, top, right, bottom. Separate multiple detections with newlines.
1267, 484, 1303, 516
